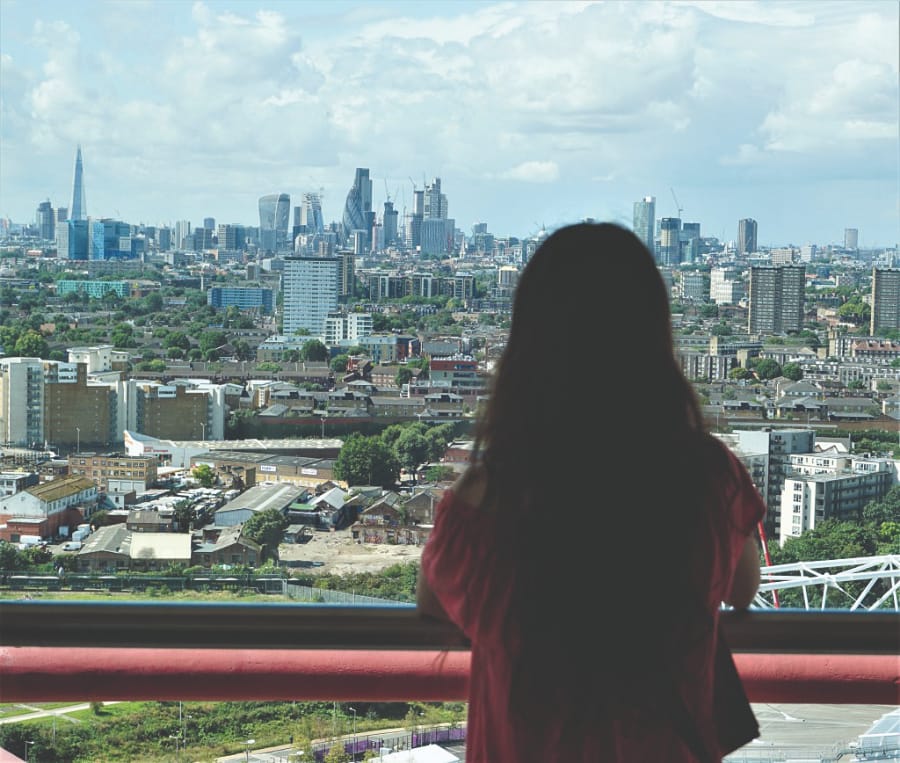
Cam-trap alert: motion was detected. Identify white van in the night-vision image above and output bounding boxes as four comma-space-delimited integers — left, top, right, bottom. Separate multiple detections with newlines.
62, 540, 83, 552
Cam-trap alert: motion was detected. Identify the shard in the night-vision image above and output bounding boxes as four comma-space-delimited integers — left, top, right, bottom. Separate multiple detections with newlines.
70, 145, 87, 221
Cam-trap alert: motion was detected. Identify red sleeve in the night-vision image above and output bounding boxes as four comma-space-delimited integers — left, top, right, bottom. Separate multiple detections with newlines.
420, 489, 509, 642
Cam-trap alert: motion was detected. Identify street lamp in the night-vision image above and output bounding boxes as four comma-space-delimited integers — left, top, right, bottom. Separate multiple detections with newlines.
320, 415, 326, 438
244, 738, 255, 762
200, 422, 206, 441
75, 426, 80, 454
349, 706, 357, 757
24, 740, 34, 762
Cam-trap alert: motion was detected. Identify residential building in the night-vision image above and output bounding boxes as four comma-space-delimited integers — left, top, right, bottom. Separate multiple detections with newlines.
207, 286, 275, 315
710, 266, 745, 306
778, 452, 896, 545
282, 255, 340, 338
0, 357, 46, 447
733, 428, 816, 540
870, 267, 900, 335
748, 265, 805, 334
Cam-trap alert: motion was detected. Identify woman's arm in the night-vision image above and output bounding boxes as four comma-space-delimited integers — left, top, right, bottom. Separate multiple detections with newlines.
726, 534, 761, 609
416, 571, 453, 622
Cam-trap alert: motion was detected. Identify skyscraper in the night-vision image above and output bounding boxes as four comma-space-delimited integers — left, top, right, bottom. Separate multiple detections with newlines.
259, 193, 291, 252
282, 256, 340, 338
748, 265, 805, 334
70, 145, 87, 222
36, 200, 55, 241
632, 196, 655, 253
658, 217, 681, 266
383, 200, 398, 247
738, 218, 758, 255
844, 228, 859, 249
870, 267, 900, 335
301, 192, 325, 234
341, 168, 373, 248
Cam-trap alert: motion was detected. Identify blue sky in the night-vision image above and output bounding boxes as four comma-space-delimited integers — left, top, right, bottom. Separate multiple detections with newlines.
0, 0, 897, 247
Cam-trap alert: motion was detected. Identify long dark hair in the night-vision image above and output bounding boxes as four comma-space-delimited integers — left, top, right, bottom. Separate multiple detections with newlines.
471, 223, 734, 724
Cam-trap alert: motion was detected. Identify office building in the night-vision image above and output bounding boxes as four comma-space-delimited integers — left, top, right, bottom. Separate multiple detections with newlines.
36, 200, 55, 242
383, 200, 399, 247
632, 196, 656, 253
259, 193, 291, 252
844, 228, 859, 250
748, 265, 805, 334
870, 267, 900, 335
341, 168, 374, 249
70, 145, 87, 222
282, 256, 340, 338
174, 221, 191, 250
217, 224, 247, 251
203, 217, 216, 231
301, 192, 325, 234
738, 218, 757, 255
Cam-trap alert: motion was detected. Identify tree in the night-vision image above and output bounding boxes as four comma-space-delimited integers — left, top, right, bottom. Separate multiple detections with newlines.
331, 354, 350, 373
782, 363, 803, 381
393, 429, 431, 477
334, 434, 399, 487
241, 508, 289, 562
750, 358, 782, 380
13, 329, 49, 358
191, 464, 217, 488
395, 367, 414, 388
302, 339, 329, 362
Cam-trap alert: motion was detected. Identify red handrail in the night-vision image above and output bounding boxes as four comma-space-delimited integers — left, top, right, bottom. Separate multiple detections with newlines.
2, 648, 897, 705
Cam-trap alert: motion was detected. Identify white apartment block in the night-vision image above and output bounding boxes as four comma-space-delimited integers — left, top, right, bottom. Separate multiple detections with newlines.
778, 452, 896, 545
324, 312, 374, 346
710, 267, 744, 306
282, 256, 340, 339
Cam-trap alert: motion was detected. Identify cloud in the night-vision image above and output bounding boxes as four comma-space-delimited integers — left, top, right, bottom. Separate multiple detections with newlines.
497, 161, 560, 183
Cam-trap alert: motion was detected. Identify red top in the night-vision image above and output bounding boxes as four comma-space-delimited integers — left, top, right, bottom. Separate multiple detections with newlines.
420, 443, 766, 762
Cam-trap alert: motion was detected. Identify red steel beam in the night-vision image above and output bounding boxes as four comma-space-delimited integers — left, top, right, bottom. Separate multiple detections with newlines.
1, 648, 897, 705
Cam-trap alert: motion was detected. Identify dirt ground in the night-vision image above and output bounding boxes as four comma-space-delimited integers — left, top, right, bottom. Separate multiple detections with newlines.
278, 528, 425, 576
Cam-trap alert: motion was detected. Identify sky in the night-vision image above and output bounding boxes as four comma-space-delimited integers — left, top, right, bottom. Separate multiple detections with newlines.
0, 0, 897, 248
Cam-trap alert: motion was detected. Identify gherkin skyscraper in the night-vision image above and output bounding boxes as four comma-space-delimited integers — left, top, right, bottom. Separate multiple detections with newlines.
70, 145, 87, 222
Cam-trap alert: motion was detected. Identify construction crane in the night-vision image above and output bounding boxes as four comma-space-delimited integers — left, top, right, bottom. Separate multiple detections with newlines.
670, 187, 683, 220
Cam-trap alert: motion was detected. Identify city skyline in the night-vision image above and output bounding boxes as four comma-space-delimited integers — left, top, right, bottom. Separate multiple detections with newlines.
0, 0, 897, 247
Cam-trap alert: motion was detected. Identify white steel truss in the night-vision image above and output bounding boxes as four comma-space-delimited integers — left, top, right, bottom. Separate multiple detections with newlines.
753, 554, 900, 610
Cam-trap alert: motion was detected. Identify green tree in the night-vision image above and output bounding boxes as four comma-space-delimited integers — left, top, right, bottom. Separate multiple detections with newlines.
750, 357, 782, 380
395, 367, 414, 388
13, 329, 49, 358
331, 354, 350, 373
191, 464, 217, 488
334, 434, 399, 487
110, 323, 137, 348
302, 339, 329, 362
782, 363, 803, 381
393, 429, 431, 477
242, 508, 289, 562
